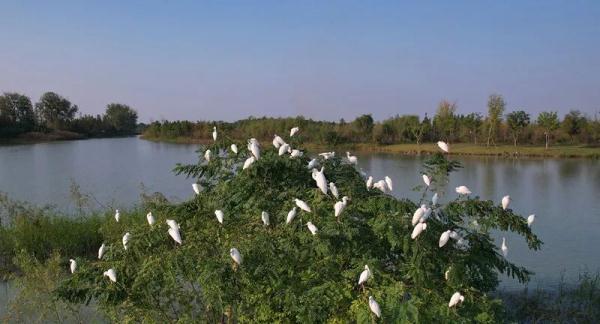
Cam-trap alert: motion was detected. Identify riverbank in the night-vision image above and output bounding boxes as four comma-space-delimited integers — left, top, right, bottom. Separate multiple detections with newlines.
0, 131, 140, 145
141, 135, 600, 158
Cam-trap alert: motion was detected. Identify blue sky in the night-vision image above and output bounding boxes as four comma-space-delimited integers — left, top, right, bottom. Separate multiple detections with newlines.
0, 1, 599, 122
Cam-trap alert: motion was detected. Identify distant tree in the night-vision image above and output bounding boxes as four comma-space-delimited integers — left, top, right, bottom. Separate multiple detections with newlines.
433, 100, 457, 143
561, 110, 586, 143
461, 113, 483, 144
506, 110, 530, 147
537, 111, 559, 149
104, 103, 138, 135
373, 122, 396, 144
0, 92, 35, 135
35, 92, 78, 130
485, 94, 505, 147
351, 114, 374, 142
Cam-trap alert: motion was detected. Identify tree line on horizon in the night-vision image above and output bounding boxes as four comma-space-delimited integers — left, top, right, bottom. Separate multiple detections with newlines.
0, 91, 139, 139
143, 94, 599, 149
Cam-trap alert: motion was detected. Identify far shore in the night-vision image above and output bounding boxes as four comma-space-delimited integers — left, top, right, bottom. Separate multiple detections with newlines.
139, 135, 600, 159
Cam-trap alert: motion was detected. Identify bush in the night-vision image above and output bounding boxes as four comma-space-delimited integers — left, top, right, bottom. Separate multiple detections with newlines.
56, 140, 541, 322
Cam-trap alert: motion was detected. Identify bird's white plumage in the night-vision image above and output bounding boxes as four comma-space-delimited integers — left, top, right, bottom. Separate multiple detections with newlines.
295, 199, 311, 212
248, 138, 260, 159
166, 219, 179, 230
272, 135, 285, 148
329, 182, 339, 199
346, 152, 358, 165
147, 212, 155, 226
290, 127, 300, 137
192, 183, 201, 195
204, 149, 212, 162
261, 211, 270, 226
373, 180, 387, 193
215, 210, 224, 224
385, 176, 393, 191
306, 221, 318, 235
501, 237, 508, 257
122, 232, 131, 250
437, 141, 449, 152
358, 265, 371, 285
432, 193, 439, 205
69, 259, 77, 274
104, 268, 117, 283
445, 268, 450, 281
455, 186, 472, 195
98, 243, 106, 259
420, 206, 432, 223
448, 292, 465, 307
312, 168, 328, 195
230, 144, 238, 154
439, 230, 451, 248
527, 214, 535, 227
366, 176, 373, 189
230, 248, 242, 265
412, 206, 426, 226
423, 174, 431, 187
501, 195, 511, 210
290, 149, 303, 158
114, 209, 120, 222
243, 156, 256, 170
368, 296, 381, 318
307, 158, 318, 169
168, 227, 182, 244
334, 196, 349, 218
286, 207, 297, 224
278, 143, 290, 156
411, 223, 427, 239
319, 152, 335, 159
212, 126, 217, 141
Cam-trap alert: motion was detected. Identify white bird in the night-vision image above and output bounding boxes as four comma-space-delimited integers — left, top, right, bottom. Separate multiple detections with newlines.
501, 195, 511, 210
358, 265, 371, 285
212, 126, 217, 141
168, 227, 182, 244
366, 176, 373, 190
449, 230, 460, 240
319, 152, 335, 159
230, 248, 242, 265
122, 232, 131, 250
294, 198, 312, 213
432, 193, 439, 205
248, 138, 260, 159
383, 176, 392, 192
501, 237, 508, 257
437, 141, 449, 153
306, 222, 318, 235
439, 230, 451, 248
334, 196, 349, 218
278, 143, 290, 156
192, 183, 201, 195
69, 259, 77, 274
346, 152, 358, 165
373, 180, 387, 193
423, 174, 431, 187
114, 209, 120, 222
98, 243, 106, 259
313, 168, 328, 195
420, 207, 432, 223
455, 186, 472, 195
527, 214, 535, 227
368, 296, 381, 318
448, 292, 465, 308
290, 149, 303, 158
307, 158, 318, 169
286, 207, 297, 224
290, 127, 300, 137
411, 223, 427, 239
329, 182, 339, 199
103, 268, 117, 283
272, 134, 285, 148
146, 212, 155, 226
166, 219, 179, 230
243, 156, 256, 170
230, 144, 238, 154
261, 211, 270, 226
215, 210, 224, 224
445, 268, 450, 281
412, 206, 426, 226
204, 149, 212, 162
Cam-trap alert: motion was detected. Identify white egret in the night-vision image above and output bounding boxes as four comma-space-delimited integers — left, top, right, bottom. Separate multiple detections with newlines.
346, 152, 358, 165
294, 198, 312, 213
248, 138, 260, 159
432, 193, 439, 205
146, 212, 155, 226
423, 174, 431, 187
290, 149, 303, 158
366, 176, 373, 190
358, 265, 371, 285
448, 292, 465, 308
527, 214, 535, 227
420, 207, 432, 223
98, 243, 106, 259
411, 223, 427, 239
212, 126, 217, 141
122, 232, 131, 250
278, 143, 290, 156
290, 127, 300, 137
437, 141, 449, 153
261, 211, 270, 226
319, 152, 335, 159
455, 186, 472, 195
166, 219, 180, 230
307, 158, 318, 169
313, 167, 328, 195
334, 196, 349, 218
286, 207, 297, 224
215, 210, 224, 224
412, 205, 426, 226
192, 183, 201, 195
329, 182, 339, 199
230, 248, 242, 265
501, 195, 511, 210
449, 230, 460, 240
373, 180, 387, 193
368, 296, 381, 318
385, 176, 393, 191
168, 227, 182, 244
230, 144, 238, 154
501, 237, 508, 257
273, 134, 285, 148
439, 230, 451, 248
69, 259, 77, 274
103, 268, 117, 283
306, 222, 318, 235
204, 149, 212, 162
114, 209, 120, 222
243, 156, 256, 170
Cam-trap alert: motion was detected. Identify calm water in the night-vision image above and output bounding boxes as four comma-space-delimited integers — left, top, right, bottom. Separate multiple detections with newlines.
1, 137, 599, 292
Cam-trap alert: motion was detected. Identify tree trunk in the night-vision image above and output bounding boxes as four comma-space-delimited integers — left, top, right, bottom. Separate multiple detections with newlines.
545, 132, 549, 149
513, 136, 517, 147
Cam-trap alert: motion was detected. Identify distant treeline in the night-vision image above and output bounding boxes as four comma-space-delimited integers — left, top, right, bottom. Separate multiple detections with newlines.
0, 91, 139, 140
143, 94, 599, 148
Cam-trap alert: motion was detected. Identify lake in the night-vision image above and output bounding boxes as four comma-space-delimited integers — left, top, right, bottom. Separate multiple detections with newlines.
1, 137, 599, 292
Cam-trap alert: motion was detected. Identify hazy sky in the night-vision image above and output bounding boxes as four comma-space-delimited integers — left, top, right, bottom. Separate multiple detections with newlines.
1, 1, 599, 122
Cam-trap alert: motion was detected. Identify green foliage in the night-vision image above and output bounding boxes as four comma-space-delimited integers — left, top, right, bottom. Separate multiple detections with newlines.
506, 110, 530, 146
104, 103, 138, 135
485, 94, 506, 146
0, 92, 35, 136
433, 100, 457, 143
35, 92, 79, 130
56, 139, 541, 322
537, 111, 560, 149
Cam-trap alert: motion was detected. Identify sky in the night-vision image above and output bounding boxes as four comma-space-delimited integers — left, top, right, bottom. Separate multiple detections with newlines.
0, 1, 599, 123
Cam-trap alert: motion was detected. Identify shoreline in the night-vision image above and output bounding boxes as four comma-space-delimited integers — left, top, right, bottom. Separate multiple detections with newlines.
0, 132, 139, 146
140, 136, 600, 159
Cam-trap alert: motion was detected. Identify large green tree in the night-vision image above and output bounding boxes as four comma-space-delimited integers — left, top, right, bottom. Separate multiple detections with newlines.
561, 110, 586, 143
433, 100, 457, 143
104, 103, 138, 135
352, 114, 374, 142
0, 92, 36, 136
35, 92, 78, 130
485, 94, 505, 147
506, 110, 530, 147
537, 111, 559, 149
